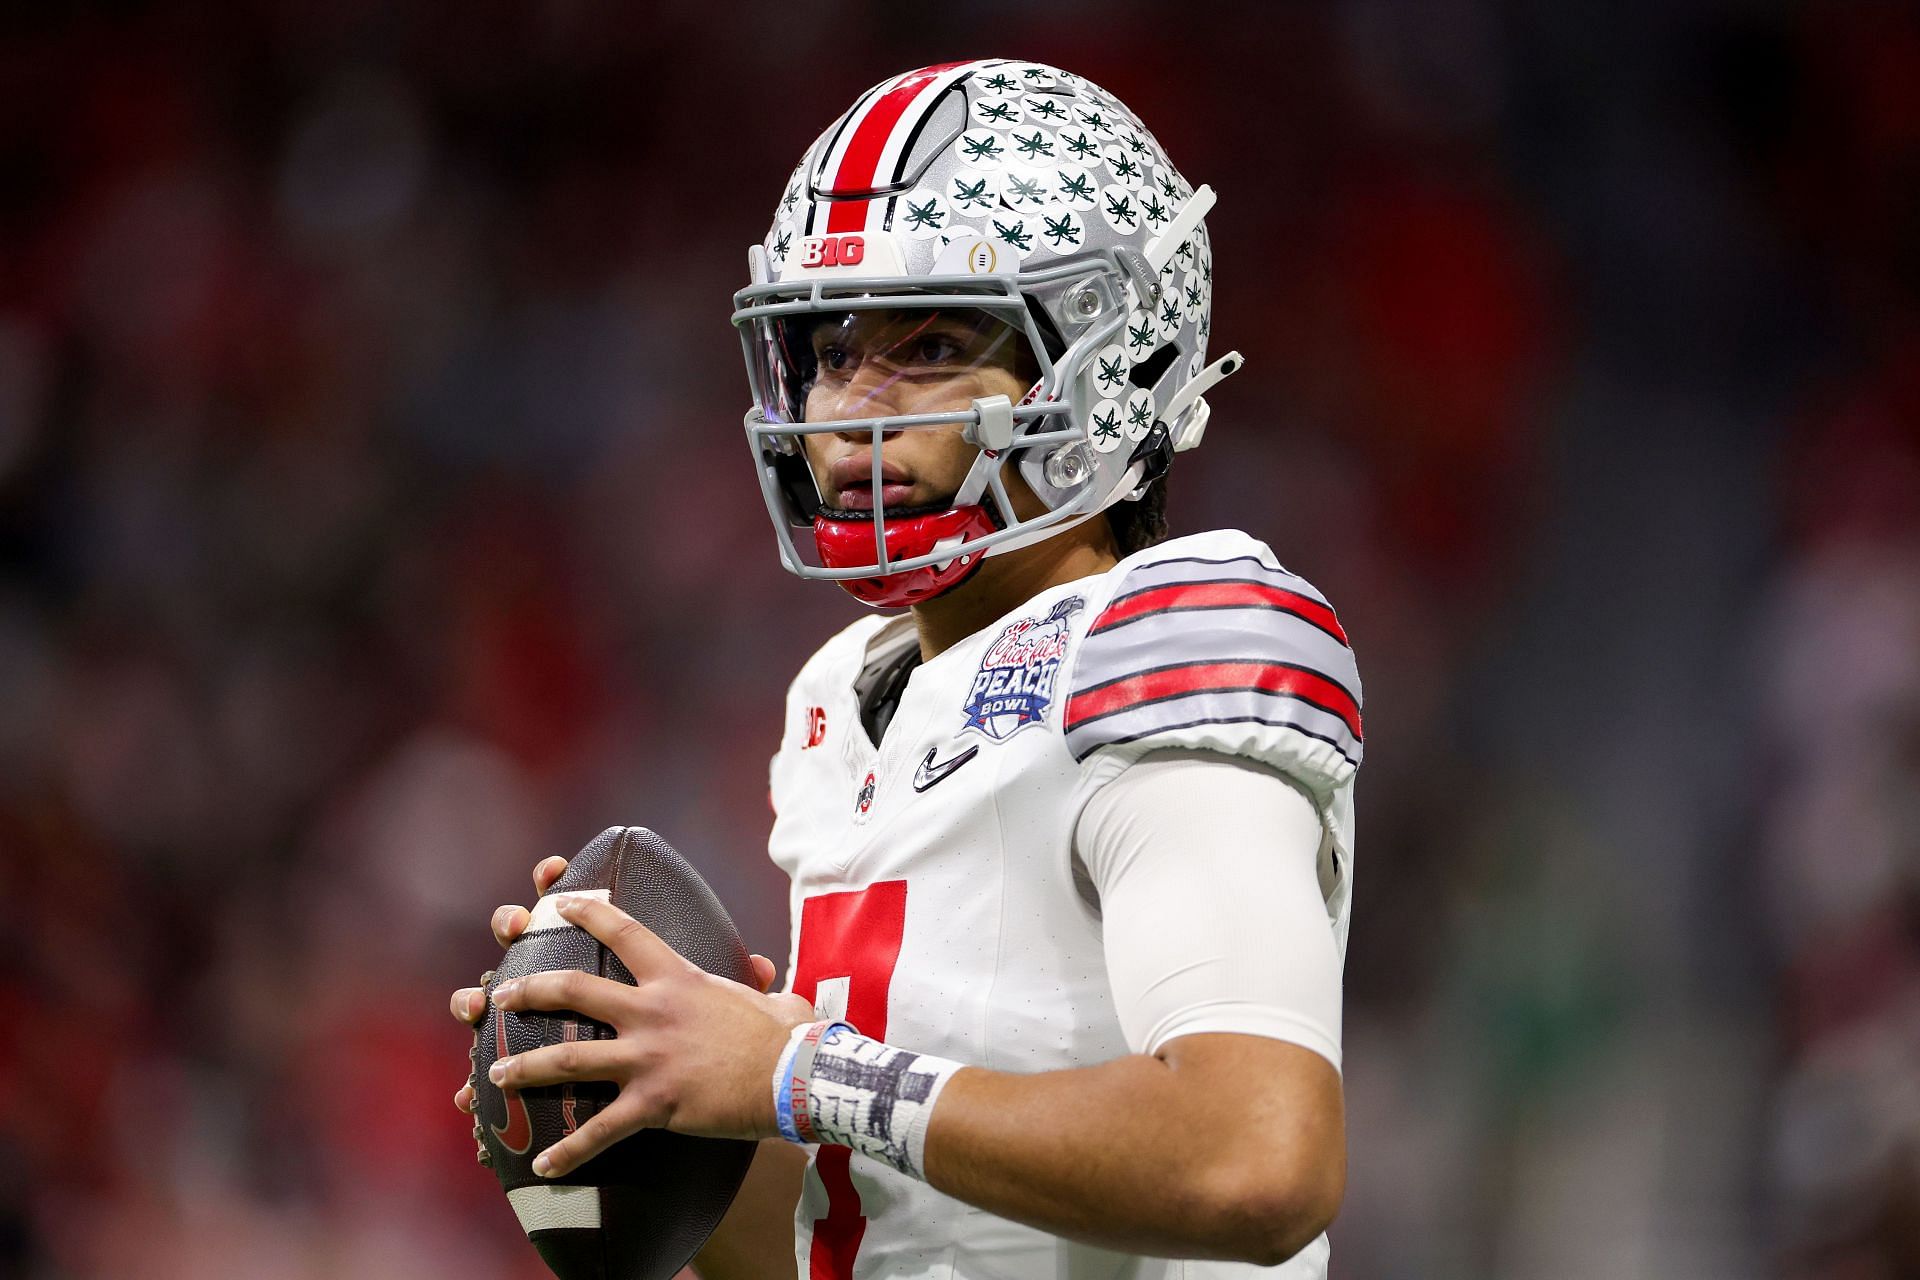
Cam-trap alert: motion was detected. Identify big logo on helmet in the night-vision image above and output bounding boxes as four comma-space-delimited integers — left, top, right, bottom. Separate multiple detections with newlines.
800, 235, 865, 269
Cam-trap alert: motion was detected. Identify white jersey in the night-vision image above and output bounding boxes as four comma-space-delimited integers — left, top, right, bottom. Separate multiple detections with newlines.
767, 529, 1362, 1280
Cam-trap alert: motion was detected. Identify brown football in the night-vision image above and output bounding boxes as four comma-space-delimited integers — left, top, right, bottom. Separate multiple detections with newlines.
472, 826, 758, 1280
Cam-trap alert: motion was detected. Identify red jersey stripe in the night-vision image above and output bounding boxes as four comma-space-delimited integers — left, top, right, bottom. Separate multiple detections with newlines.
1065, 660, 1363, 740
825, 62, 969, 233
1091, 581, 1348, 644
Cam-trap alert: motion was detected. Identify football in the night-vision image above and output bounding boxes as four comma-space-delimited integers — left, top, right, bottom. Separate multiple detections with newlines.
473, 826, 759, 1280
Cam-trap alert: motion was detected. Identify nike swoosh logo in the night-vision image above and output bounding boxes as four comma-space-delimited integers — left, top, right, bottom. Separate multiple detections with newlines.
490, 1004, 533, 1155
913, 745, 979, 792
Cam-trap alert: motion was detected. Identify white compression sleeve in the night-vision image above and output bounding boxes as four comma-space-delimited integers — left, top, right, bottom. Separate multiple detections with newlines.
1073, 749, 1344, 1069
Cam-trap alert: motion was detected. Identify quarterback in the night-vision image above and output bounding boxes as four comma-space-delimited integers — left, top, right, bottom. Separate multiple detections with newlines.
453, 58, 1361, 1278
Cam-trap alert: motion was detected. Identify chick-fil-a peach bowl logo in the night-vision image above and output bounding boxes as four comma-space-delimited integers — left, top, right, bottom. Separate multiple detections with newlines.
961, 595, 1084, 741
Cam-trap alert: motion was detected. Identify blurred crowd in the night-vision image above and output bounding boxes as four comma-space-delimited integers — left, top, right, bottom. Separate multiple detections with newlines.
1, 2, 1915, 1277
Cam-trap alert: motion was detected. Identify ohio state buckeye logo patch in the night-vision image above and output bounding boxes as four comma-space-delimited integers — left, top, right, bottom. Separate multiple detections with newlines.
961, 595, 1084, 741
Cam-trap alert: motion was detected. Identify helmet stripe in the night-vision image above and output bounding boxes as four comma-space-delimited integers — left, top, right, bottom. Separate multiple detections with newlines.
824, 60, 973, 233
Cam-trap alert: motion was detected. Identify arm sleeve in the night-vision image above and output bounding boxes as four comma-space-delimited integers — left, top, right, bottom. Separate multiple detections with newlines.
1072, 748, 1344, 1070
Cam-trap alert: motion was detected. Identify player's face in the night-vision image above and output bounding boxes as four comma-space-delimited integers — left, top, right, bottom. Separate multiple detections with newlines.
798, 309, 1036, 514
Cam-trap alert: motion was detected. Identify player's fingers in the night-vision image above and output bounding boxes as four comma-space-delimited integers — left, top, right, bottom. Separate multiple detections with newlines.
492, 968, 634, 1023
533, 856, 569, 895
531, 1096, 655, 1179
454, 1082, 477, 1114
749, 954, 778, 994
450, 987, 486, 1023
492, 904, 531, 950
554, 894, 685, 977
489, 1038, 629, 1091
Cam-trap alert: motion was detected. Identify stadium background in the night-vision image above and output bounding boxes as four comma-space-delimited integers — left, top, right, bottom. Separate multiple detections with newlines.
2, 2, 1916, 1276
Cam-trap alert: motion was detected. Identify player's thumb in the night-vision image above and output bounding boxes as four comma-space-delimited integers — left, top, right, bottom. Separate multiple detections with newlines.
748, 954, 779, 994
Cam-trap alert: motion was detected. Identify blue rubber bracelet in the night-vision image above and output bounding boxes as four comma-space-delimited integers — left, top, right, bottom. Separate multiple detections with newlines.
772, 1025, 810, 1143
774, 1020, 853, 1144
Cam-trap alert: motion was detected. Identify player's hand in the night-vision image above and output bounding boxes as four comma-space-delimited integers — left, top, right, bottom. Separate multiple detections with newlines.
451, 854, 571, 1023
483, 893, 813, 1176
451, 854, 570, 1117
450, 855, 780, 1120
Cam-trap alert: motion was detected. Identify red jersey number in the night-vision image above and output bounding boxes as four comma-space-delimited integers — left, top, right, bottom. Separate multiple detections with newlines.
789, 881, 908, 1280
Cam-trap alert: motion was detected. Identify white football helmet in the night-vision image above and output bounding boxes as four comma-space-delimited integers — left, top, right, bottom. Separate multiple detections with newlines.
733, 58, 1241, 607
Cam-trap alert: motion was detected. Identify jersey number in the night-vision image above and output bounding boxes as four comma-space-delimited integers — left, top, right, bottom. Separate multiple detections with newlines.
790, 880, 908, 1280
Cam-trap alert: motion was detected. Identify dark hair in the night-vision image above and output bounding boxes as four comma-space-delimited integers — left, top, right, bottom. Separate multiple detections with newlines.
1105, 479, 1169, 556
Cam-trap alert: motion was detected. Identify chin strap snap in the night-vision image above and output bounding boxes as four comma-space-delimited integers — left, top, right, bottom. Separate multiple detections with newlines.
1124, 421, 1175, 500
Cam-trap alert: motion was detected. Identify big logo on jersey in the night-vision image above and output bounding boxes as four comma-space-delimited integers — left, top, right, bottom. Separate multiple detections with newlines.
961, 595, 1083, 741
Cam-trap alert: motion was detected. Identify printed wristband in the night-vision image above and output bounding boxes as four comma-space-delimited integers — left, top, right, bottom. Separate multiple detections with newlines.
797, 1024, 964, 1180
773, 1020, 849, 1145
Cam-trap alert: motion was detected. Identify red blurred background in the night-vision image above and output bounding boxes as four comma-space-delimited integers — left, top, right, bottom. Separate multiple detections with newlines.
2, 2, 1917, 1277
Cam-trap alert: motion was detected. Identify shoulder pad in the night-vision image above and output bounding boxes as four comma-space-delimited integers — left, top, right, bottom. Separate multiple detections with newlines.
788, 614, 892, 691
781, 614, 894, 725
1063, 542, 1362, 795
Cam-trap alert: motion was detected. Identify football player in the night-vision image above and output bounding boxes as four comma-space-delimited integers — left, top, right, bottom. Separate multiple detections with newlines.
453, 59, 1360, 1278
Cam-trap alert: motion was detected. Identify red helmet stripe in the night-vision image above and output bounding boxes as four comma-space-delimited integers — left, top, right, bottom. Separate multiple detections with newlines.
825, 61, 972, 233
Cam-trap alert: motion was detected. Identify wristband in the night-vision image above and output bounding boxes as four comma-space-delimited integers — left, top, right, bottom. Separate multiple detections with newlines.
772, 1019, 849, 1144
776, 1021, 963, 1179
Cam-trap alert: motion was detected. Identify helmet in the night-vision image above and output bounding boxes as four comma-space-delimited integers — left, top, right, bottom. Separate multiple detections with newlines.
732, 59, 1242, 608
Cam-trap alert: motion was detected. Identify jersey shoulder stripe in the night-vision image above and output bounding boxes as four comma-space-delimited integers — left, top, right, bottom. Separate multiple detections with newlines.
1067, 658, 1362, 746
1092, 578, 1349, 646
1063, 534, 1363, 791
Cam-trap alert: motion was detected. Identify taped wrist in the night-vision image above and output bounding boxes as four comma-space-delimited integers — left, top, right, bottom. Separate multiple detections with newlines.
772, 1020, 962, 1179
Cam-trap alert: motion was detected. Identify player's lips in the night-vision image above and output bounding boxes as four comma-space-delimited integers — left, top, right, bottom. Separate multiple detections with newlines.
828, 456, 915, 511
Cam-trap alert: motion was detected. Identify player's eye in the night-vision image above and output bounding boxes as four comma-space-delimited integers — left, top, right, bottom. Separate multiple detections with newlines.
910, 333, 968, 365
816, 344, 854, 373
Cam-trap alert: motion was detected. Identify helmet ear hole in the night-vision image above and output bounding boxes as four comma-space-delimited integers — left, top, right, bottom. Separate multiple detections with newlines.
1126, 342, 1181, 397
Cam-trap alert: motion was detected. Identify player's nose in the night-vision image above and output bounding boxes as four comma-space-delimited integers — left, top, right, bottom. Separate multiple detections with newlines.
816, 359, 911, 432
